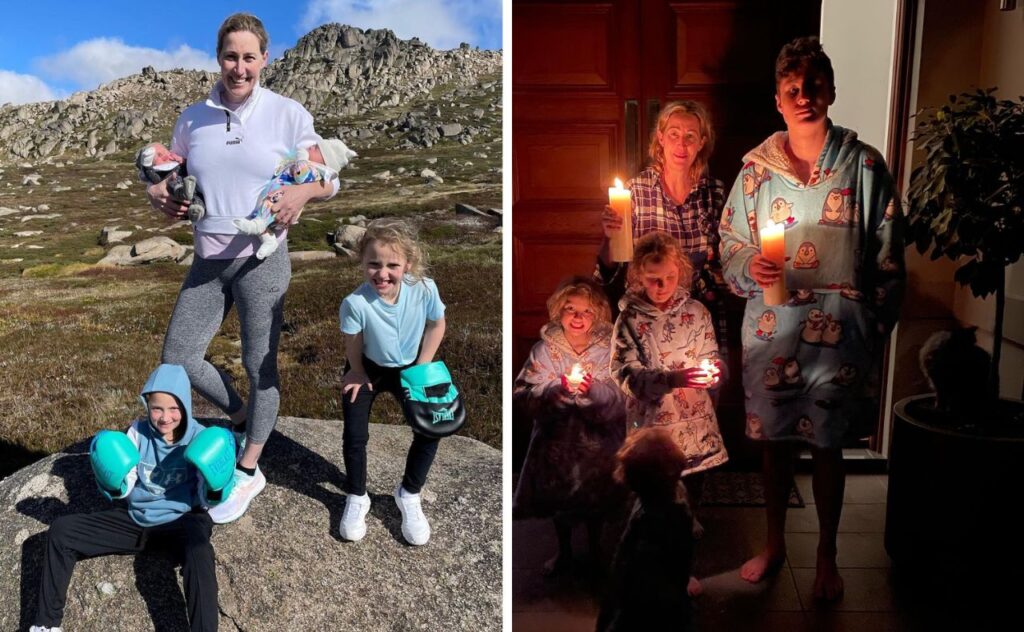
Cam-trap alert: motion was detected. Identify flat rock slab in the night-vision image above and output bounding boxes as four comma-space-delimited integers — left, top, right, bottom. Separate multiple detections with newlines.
1, 418, 501, 631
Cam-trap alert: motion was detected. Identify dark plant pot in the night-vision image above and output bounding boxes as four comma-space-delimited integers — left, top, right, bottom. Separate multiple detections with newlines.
885, 395, 1024, 577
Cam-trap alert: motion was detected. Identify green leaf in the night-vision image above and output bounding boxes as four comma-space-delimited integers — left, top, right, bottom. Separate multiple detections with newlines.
910, 88, 1024, 308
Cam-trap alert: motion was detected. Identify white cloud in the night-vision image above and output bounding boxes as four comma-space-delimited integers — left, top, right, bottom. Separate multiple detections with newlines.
0, 70, 60, 106
34, 38, 219, 90
300, 0, 497, 50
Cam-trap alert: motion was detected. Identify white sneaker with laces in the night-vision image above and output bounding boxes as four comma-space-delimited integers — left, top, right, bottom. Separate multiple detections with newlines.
393, 484, 431, 546
339, 492, 372, 541
207, 465, 266, 524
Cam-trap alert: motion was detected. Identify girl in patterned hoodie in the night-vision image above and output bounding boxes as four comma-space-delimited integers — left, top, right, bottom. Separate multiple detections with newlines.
611, 231, 727, 596
513, 277, 626, 574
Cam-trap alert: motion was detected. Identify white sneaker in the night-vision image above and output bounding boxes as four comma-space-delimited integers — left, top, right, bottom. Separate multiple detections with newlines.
207, 465, 266, 524
30, 626, 63, 632
393, 484, 431, 546
339, 492, 371, 541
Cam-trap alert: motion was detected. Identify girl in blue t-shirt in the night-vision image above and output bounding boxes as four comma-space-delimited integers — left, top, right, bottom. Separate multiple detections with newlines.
337, 218, 446, 546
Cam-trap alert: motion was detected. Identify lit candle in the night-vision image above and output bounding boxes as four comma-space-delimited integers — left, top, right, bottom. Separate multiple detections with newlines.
759, 219, 787, 306
699, 358, 721, 385
565, 363, 585, 391
608, 178, 633, 262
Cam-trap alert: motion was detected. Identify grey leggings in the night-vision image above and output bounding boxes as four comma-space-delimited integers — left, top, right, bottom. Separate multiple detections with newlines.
162, 241, 291, 444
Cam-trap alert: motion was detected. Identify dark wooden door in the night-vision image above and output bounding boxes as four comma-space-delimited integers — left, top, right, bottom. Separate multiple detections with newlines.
513, 0, 822, 468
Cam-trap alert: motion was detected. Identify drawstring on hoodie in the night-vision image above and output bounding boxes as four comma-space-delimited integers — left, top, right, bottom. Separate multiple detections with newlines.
225, 110, 231, 132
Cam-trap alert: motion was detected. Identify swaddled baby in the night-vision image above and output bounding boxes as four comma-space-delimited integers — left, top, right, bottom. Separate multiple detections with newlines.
233, 138, 357, 259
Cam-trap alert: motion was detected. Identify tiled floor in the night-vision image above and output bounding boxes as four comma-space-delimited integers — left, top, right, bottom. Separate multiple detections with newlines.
513, 473, 1007, 631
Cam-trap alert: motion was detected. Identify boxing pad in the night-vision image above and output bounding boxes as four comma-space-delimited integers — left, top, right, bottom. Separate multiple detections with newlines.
399, 361, 466, 439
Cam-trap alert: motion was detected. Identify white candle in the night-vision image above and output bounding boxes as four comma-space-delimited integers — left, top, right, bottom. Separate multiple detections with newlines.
608, 178, 633, 262
759, 219, 787, 306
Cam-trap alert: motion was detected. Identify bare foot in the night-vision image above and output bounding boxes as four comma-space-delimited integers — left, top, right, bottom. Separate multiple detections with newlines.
691, 517, 704, 540
687, 575, 703, 597
812, 555, 844, 601
542, 552, 571, 577
739, 549, 786, 583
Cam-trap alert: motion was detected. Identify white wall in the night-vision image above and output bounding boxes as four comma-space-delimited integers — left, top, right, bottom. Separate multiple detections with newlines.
820, 0, 899, 155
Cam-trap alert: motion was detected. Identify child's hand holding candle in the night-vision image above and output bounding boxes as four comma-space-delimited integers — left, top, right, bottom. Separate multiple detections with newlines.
562, 363, 593, 394
698, 358, 722, 386
669, 359, 722, 389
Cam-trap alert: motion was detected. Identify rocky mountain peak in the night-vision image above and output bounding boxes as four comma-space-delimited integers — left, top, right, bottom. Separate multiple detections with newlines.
263, 23, 500, 117
0, 23, 501, 164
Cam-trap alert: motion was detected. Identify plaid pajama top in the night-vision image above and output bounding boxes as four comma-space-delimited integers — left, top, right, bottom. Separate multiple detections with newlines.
630, 168, 724, 258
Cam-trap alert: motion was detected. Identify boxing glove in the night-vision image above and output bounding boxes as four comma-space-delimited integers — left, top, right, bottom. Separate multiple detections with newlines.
90, 430, 140, 499
184, 426, 236, 504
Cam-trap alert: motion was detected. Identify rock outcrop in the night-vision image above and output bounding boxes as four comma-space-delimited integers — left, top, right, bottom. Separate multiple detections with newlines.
263, 24, 500, 117
0, 418, 501, 631
0, 25, 501, 164
96, 236, 192, 266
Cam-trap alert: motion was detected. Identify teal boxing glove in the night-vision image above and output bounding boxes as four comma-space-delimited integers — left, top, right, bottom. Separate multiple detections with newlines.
184, 426, 236, 505
90, 430, 140, 500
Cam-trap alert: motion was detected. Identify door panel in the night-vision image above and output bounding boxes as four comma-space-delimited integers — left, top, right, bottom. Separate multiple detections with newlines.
514, 126, 617, 202
513, 4, 618, 88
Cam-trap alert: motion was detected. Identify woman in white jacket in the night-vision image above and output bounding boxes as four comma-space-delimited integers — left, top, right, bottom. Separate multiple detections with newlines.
146, 13, 338, 524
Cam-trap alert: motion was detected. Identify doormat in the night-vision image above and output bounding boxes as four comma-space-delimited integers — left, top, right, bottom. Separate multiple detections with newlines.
700, 471, 805, 508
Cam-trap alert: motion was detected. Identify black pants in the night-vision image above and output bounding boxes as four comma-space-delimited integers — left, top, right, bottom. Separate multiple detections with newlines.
36, 507, 218, 631
342, 356, 440, 496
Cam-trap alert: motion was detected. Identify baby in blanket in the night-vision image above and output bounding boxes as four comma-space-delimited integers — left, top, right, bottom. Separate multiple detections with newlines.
135, 143, 207, 224
234, 138, 357, 259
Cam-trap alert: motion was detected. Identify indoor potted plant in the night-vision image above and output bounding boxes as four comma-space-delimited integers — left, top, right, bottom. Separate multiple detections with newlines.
885, 89, 1024, 579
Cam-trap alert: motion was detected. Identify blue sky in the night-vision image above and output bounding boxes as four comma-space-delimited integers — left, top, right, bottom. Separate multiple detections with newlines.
0, 0, 503, 106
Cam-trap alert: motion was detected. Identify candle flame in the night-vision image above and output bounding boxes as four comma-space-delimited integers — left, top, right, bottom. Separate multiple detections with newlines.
568, 363, 585, 382
699, 358, 720, 376
613, 177, 624, 189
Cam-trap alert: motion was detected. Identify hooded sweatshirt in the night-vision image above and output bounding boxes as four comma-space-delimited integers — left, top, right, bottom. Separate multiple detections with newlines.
512, 321, 626, 518
611, 287, 728, 476
719, 124, 904, 331
116, 364, 207, 527
717, 123, 905, 448
170, 81, 337, 236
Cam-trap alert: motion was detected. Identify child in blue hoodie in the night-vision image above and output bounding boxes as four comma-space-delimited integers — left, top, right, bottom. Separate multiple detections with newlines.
32, 364, 234, 632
